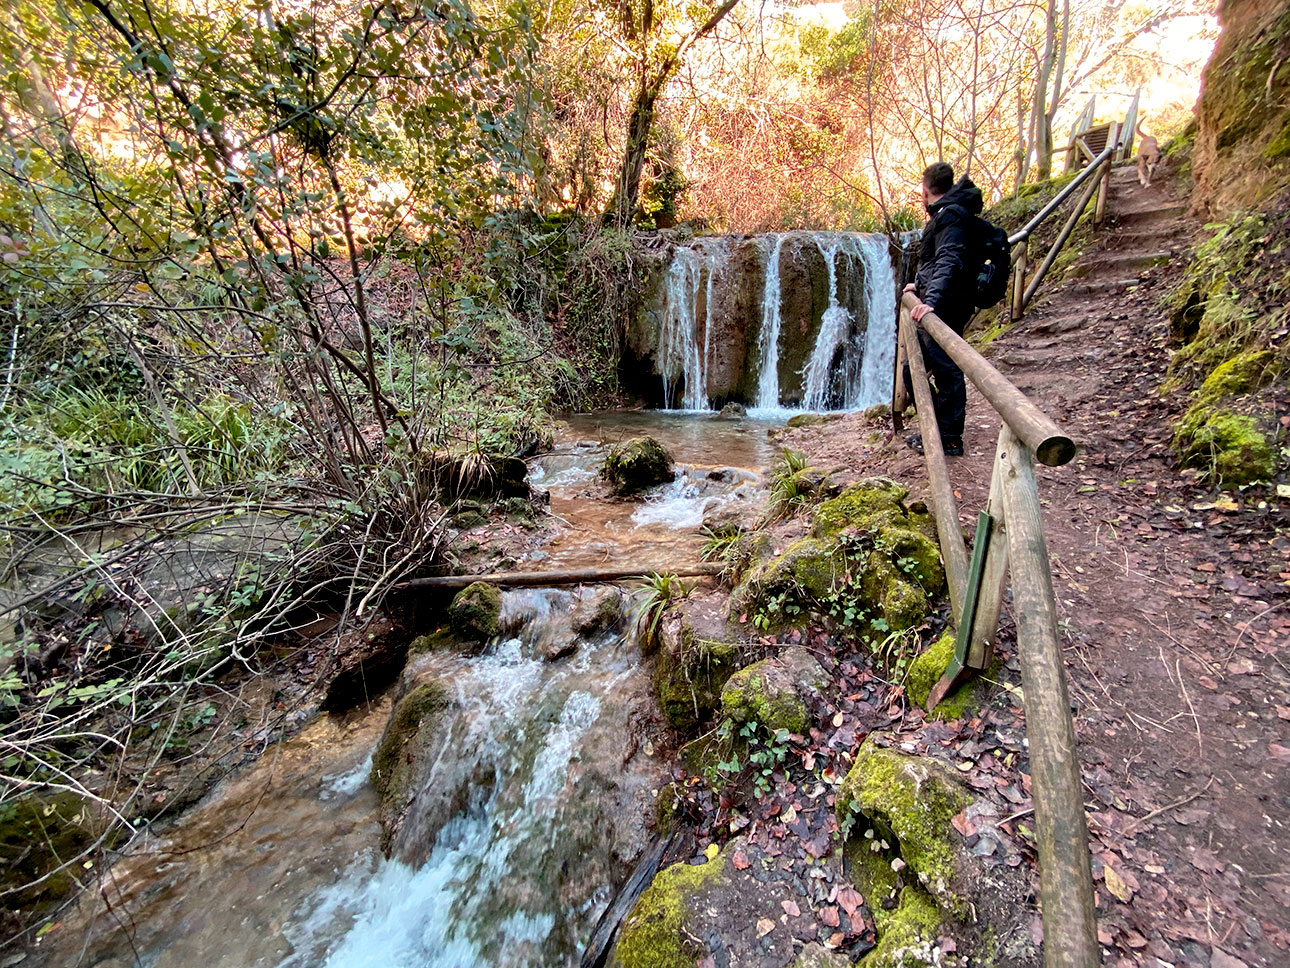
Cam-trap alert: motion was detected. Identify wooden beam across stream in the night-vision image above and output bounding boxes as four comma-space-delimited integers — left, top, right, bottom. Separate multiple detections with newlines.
395, 562, 723, 590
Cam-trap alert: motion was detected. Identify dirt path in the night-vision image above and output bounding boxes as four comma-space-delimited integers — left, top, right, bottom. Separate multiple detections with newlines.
787, 165, 1290, 967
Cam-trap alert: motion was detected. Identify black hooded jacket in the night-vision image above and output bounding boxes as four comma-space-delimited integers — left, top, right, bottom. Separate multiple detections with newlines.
914, 176, 984, 329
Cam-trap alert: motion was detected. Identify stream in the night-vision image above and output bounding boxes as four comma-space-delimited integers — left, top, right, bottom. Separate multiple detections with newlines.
34, 411, 780, 968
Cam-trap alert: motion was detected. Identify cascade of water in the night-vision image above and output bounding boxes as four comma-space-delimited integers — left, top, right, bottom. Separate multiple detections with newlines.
755, 234, 786, 409
852, 234, 898, 409
800, 234, 856, 411
657, 248, 707, 411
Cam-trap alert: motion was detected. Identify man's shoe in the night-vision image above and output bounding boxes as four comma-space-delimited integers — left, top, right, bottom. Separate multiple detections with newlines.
906, 433, 964, 456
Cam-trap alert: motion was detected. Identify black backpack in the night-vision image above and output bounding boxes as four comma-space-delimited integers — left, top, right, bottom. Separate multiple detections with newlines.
972, 216, 1012, 309
945, 205, 1011, 309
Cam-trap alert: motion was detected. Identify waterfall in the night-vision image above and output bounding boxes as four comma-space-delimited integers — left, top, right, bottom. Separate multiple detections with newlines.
755, 234, 785, 410
657, 248, 705, 410
649, 229, 895, 414
800, 235, 855, 411
852, 234, 898, 409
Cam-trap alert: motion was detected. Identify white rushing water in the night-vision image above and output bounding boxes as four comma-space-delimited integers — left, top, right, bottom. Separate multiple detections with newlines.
755, 233, 786, 409
853, 233, 898, 409
657, 230, 896, 414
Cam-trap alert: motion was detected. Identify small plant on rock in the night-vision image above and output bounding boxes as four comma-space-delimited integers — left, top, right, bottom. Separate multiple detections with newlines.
632, 571, 693, 650
766, 448, 815, 519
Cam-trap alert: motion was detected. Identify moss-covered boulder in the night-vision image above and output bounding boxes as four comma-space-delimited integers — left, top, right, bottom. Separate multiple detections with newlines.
905, 632, 992, 721
611, 849, 732, 968
844, 832, 946, 968
447, 581, 502, 640
654, 611, 740, 731
602, 436, 675, 495
720, 647, 826, 734
1173, 407, 1277, 485
370, 680, 453, 802
837, 740, 971, 913
730, 479, 944, 636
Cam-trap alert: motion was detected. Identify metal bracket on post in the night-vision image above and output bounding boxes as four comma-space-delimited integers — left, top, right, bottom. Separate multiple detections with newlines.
928, 509, 993, 711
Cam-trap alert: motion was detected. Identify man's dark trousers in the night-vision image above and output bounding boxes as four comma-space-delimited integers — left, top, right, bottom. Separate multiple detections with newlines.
902, 325, 966, 439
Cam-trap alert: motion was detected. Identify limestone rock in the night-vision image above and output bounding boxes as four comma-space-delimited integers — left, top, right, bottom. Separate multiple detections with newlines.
718, 402, 748, 419
571, 586, 625, 637
720, 647, 826, 734
447, 581, 502, 640
653, 605, 739, 731
601, 436, 675, 496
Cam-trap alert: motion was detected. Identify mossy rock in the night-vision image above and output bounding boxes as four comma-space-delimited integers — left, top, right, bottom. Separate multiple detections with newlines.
408, 627, 458, 655
370, 681, 452, 801
786, 413, 828, 429
876, 526, 944, 593
447, 581, 502, 639
611, 850, 730, 968
905, 631, 992, 721
719, 647, 825, 734
882, 579, 929, 633
1173, 407, 1277, 485
836, 739, 972, 914
0, 791, 102, 912
844, 833, 946, 968
654, 614, 740, 731
602, 436, 675, 496
812, 478, 910, 537
717, 403, 747, 419
1195, 350, 1278, 406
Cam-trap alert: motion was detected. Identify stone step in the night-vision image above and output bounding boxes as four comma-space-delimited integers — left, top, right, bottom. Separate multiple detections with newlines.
1063, 276, 1141, 296
1079, 249, 1172, 272
1112, 201, 1188, 224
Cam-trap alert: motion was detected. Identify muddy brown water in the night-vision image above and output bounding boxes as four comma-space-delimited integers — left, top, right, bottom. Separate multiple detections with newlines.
30, 411, 782, 968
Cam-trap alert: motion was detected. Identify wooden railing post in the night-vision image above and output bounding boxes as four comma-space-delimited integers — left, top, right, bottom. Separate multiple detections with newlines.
998, 424, 1099, 968
1022, 173, 1103, 308
1010, 239, 1028, 322
899, 309, 969, 622
1094, 124, 1116, 226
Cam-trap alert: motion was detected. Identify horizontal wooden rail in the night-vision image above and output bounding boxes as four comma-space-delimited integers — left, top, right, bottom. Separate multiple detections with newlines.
1010, 139, 1117, 245
900, 292, 1076, 466
396, 563, 723, 590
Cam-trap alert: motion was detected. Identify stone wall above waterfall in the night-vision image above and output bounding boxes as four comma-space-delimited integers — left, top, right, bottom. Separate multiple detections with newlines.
623, 230, 898, 412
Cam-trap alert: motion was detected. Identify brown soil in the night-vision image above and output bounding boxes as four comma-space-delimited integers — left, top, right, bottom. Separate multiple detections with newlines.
781, 163, 1290, 966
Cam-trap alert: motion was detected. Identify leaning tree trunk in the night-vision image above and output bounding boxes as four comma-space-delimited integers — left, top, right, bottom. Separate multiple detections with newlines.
607, 83, 659, 226
1032, 0, 1058, 181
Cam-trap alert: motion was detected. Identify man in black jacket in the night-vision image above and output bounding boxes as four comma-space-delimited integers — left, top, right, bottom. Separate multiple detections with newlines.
903, 162, 984, 457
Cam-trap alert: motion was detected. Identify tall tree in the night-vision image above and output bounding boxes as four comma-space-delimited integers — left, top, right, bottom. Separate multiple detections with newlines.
604, 0, 740, 225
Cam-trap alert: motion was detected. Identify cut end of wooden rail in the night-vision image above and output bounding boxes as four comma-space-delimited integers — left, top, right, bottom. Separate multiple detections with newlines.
1036, 435, 1077, 467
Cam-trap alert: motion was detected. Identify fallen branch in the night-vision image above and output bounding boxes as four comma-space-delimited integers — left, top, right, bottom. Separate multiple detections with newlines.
396, 563, 723, 590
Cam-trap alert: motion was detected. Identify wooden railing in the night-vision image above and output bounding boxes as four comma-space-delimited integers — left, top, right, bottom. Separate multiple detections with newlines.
892, 293, 1096, 968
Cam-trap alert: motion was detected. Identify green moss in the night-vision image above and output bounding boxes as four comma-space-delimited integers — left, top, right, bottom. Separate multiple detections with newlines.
1173, 408, 1277, 485
812, 478, 909, 537
904, 632, 990, 721
720, 658, 810, 734
1196, 350, 1278, 405
370, 681, 451, 800
786, 413, 827, 428
1266, 118, 1290, 160
611, 851, 728, 968
408, 627, 457, 655
845, 830, 945, 968
654, 631, 739, 731
0, 791, 101, 912
877, 527, 944, 594
602, 436, 675, 495
836, 741, 971, 912
882, 581, 928, 633
447, 581, 502, 639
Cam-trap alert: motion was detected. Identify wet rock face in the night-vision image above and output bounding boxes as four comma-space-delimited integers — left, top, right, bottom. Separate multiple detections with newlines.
601, 436, 676, 495
0, 791, 105, 914
653, 608, 739, 731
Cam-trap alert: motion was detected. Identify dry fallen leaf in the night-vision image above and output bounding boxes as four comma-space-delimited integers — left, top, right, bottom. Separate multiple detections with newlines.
1104, 865, 1134, 903
732, 849, 751, 871
818, 906, 840, 927
781, 899, 800, 917
756, 917, 775, 939
836, 886, 863, 917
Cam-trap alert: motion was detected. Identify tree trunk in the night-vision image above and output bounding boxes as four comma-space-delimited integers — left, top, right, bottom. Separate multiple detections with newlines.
607, 82, 658, 226
1032, 0, 1058, 181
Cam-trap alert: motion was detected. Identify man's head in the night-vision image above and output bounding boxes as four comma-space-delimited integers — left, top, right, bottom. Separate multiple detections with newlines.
921, 162, 954, 210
